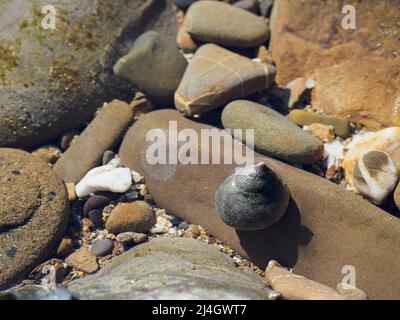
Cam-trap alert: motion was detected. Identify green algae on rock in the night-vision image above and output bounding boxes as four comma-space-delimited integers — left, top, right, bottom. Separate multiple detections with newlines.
0, 0, 178, 147
0, 148, 69, 289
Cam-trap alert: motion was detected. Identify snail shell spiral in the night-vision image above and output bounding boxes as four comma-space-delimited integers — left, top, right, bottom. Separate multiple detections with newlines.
215, 162, 290, 230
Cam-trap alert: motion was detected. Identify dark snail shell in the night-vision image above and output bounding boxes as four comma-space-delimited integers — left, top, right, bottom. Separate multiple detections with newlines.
215, 162, 290, 230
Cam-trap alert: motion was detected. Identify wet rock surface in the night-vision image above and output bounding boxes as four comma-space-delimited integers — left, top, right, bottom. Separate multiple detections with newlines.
119, 109, 400, 299
0, 0, 178, 147
68, 238, 277, 300
0, 148, 69, 289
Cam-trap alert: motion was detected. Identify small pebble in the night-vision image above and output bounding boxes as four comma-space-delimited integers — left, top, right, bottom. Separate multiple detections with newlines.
305, 123, 335, 143
31, 145, 62, 164
124, 190, 139, 202
66, 248, 99, 274
59, 131, 78, 150
178, 221, 190, 230
91, 239, 114, 257
76, 165, 132, 198
102, 150, 115, 166
56, 238, 73, 257
88, 209, 104, 228
83, 195, 111, 215
106, 201, 156, 234
116, 232, 148, 246
65, 183, 77, 202
171, 217, 182, 227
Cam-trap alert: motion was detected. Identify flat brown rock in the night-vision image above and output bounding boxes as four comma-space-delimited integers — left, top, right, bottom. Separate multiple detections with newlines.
0, 148, 69, 289
119, 110, 400, 299
175, 44, 274, 116
269, 0, 400, 130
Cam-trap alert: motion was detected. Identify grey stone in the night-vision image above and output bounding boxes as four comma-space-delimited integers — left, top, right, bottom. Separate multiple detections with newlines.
222, 100, 324, 164
184, 1, 269, 47
0, 0, 178, 147
88, 209, 104, 228
68, 238, 277, 300
216, 163, 290, 230
91, 239, 114, 257
102, 150, 115, 166
113, 31, 188, 106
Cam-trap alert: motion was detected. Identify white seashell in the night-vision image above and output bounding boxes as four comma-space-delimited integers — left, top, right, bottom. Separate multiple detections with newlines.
353, 150, 398, 205
76, 165, 132, 198
323, 140, 345, 170
343, 127, 400, 187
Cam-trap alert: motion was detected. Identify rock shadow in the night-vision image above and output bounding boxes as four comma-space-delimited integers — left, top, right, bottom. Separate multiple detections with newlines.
236, 197, 313, 269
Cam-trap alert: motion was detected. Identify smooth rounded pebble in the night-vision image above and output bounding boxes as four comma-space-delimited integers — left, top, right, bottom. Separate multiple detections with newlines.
91, 239, 114, 257
113, 31, 187, 106
222, 100, 324, 164
184, 1, 269, 48
83, 195, 111, 216
75, 165, 132, 198
106, 201, 156, 235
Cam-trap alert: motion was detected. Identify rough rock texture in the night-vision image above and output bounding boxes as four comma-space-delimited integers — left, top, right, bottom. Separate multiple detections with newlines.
222, 100, 324, 164
184, 1, 269, 47
119, 110, 400, 299
68, 238, 277, 300
175, 44, 274, 116
54, 100, 134, 183
269, 0, 400, 129
0, 0, 178, 147
0, 148, 69, 289
113, 31, 188, 106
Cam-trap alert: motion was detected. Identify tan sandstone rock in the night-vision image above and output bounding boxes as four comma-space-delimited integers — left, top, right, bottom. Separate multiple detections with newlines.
118, 110, 400, 299
270, 0, 400, 130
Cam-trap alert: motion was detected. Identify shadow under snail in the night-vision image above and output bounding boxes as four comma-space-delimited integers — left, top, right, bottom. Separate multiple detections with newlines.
215, 162, 290, 230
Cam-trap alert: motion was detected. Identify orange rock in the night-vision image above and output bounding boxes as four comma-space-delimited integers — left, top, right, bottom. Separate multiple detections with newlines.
66, 248, 99, 274
269, 0, 400, 129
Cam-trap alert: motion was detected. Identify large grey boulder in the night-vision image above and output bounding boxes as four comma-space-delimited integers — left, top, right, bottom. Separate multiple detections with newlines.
0, 0, 178, 147
68, 238, 277, 300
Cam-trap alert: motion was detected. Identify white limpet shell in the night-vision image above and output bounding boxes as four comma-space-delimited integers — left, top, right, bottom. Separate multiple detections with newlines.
76, 165, 132, 198
343, 127, 400, 187
353, 150, 398, 205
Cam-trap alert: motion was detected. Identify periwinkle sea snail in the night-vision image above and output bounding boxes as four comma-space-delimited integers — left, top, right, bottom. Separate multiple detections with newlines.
216, 162, 290, 230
